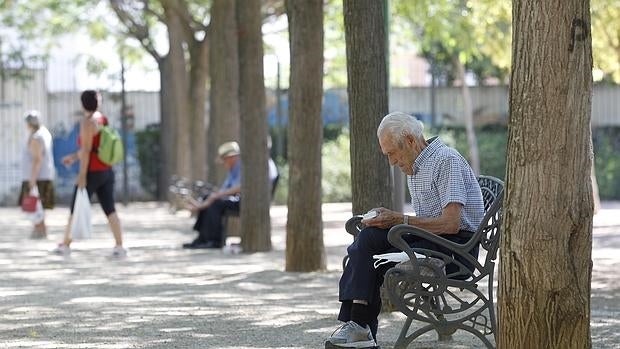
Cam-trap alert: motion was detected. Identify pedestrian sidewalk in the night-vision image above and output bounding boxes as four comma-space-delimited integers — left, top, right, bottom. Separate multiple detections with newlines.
0, 202, 618, 348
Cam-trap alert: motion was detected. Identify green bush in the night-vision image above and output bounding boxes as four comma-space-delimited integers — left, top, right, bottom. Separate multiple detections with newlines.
273, 131, 352, 205
135, 124, 161, 198
435, 125, 620, 200
322, 132, 352, 202
249, 125, 620, 204
273, 160, 289, 205
593, 127, 620, 200
432, 125, 507, 180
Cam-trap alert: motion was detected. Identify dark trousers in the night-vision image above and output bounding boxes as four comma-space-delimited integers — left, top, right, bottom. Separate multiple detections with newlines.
338, 226, 478, 340
193, 197, 240, 244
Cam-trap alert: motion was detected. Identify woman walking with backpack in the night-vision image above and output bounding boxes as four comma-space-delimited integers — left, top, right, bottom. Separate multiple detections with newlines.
53, 90, 126, 257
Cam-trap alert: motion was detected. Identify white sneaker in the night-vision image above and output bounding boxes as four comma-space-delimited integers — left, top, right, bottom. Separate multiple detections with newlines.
325, 321, 377, 348
52, 243, 71, 256
111, 246, 127, 258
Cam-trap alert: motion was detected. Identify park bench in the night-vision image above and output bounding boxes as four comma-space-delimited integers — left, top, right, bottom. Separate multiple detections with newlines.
223, 174, 280, 243
344, 175, 504, 348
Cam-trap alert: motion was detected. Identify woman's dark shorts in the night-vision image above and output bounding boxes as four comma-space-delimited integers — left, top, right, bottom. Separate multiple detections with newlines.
70, 169, 116, 216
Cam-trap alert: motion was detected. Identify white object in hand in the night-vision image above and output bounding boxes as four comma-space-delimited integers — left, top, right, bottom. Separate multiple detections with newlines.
363, 210, 378, 220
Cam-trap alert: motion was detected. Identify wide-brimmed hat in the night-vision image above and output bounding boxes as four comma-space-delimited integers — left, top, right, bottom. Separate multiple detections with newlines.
218, 141, 240, 159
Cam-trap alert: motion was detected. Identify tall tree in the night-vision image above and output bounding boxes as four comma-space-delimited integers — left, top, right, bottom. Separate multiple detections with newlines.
592, 0, 620, 82
0, 0, 97, 99
207, 0, 240, 185
236, 0, 271, 252
110, 0, 210, 190
285, 0, 325, 272
395, 0, 510, 174
498, 1, 593, 348
343, 0, 392, 215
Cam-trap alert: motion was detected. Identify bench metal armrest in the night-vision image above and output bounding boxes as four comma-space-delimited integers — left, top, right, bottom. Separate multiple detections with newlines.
387, 224, 483, 279
344, 215, 365, 238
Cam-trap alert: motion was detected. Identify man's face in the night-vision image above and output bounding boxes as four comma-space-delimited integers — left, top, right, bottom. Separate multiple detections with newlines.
379, 132, 420, 175
221, 155, 239, 170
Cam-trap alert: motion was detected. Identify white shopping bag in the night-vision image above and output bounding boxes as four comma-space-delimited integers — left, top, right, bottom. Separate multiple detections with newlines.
71, 188, 92, 239
26, 187, 44, 224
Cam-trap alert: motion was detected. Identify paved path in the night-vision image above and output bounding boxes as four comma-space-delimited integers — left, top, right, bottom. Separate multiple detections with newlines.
0, 202, 618, 348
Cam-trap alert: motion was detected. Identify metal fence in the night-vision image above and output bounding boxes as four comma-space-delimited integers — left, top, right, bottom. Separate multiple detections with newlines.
1, 68, 619, 205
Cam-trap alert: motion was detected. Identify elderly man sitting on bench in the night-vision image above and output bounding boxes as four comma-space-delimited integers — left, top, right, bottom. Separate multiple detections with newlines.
183, 141, 277, 249
325, 112, 484, 349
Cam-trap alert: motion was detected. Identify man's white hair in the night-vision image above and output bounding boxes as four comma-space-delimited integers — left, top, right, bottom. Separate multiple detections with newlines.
377, 111, 424, 143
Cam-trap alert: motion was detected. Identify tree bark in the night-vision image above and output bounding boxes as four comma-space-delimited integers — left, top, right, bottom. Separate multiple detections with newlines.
455, 58, 480, 174
158, 56, 174, 199
285, 0, 326, 272
208, 0, 240, 185
236, 0, 271, 252
188, 38, 209, 181
162, 5, 192, 180
498, 1, 593, 348
343, 0, 393, 215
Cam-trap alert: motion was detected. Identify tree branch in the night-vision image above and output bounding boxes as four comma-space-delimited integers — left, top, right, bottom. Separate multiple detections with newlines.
109, 0, 162, 62
170, 0, 210, 44
141, 0, 165, 23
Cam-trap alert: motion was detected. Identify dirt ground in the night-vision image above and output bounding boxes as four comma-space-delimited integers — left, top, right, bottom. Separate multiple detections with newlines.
0, 202, 618, 348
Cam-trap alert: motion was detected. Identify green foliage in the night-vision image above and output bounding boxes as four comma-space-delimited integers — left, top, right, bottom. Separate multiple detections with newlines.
393, 0, 511, 85
272, 160, 288, 205
432, 125, 507, 180
135, 124, 161, 198
434, 125, 620, 200
593, 127, 620, 200
592, 0, 620, 83
273, 131, 352, 204
321, 132, 352, 202
323, 0, 347, 88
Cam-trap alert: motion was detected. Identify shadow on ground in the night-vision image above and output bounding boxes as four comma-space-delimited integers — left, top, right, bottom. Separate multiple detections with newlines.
0, 202, 618, 348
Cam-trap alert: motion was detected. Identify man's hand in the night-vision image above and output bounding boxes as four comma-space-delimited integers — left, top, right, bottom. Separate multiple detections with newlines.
28, 180, 37, 191
184, 201, 200, 213
201, 194, 219, 209
185, 194, 219, 213
361, 207, 403, 229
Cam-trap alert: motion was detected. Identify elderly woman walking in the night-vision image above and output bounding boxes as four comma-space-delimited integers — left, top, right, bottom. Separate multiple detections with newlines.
19, 111, 56, 239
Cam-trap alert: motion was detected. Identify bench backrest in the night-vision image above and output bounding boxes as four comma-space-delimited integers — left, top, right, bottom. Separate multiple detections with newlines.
475, 175, 504, 269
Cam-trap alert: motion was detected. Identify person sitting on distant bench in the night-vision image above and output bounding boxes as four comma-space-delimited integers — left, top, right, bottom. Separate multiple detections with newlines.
182, 142, 242, 249
182, 141, 278, 249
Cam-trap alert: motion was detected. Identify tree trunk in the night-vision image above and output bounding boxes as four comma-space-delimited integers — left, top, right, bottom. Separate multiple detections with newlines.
163, 4, 192, 180
343, 0, 392, 215
455, 58, 480, 174
208, 0, 240, 185
188, 38, 209, 181
158, 56, 174, 199
285, 0, 326, 272
498, 1, 593, 348
236, 0, 271, 252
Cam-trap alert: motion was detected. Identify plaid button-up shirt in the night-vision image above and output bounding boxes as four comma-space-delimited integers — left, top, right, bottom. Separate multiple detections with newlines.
407, 137, 484, 233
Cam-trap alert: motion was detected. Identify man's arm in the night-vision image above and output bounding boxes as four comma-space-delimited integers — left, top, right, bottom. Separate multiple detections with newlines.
189, 185, 241, 211
362, 203, 462, 235
216, 185, 241, 198
28, 138, 43, 189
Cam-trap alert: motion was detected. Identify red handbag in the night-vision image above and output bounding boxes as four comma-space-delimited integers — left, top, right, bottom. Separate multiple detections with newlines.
21, 194, 38, 212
